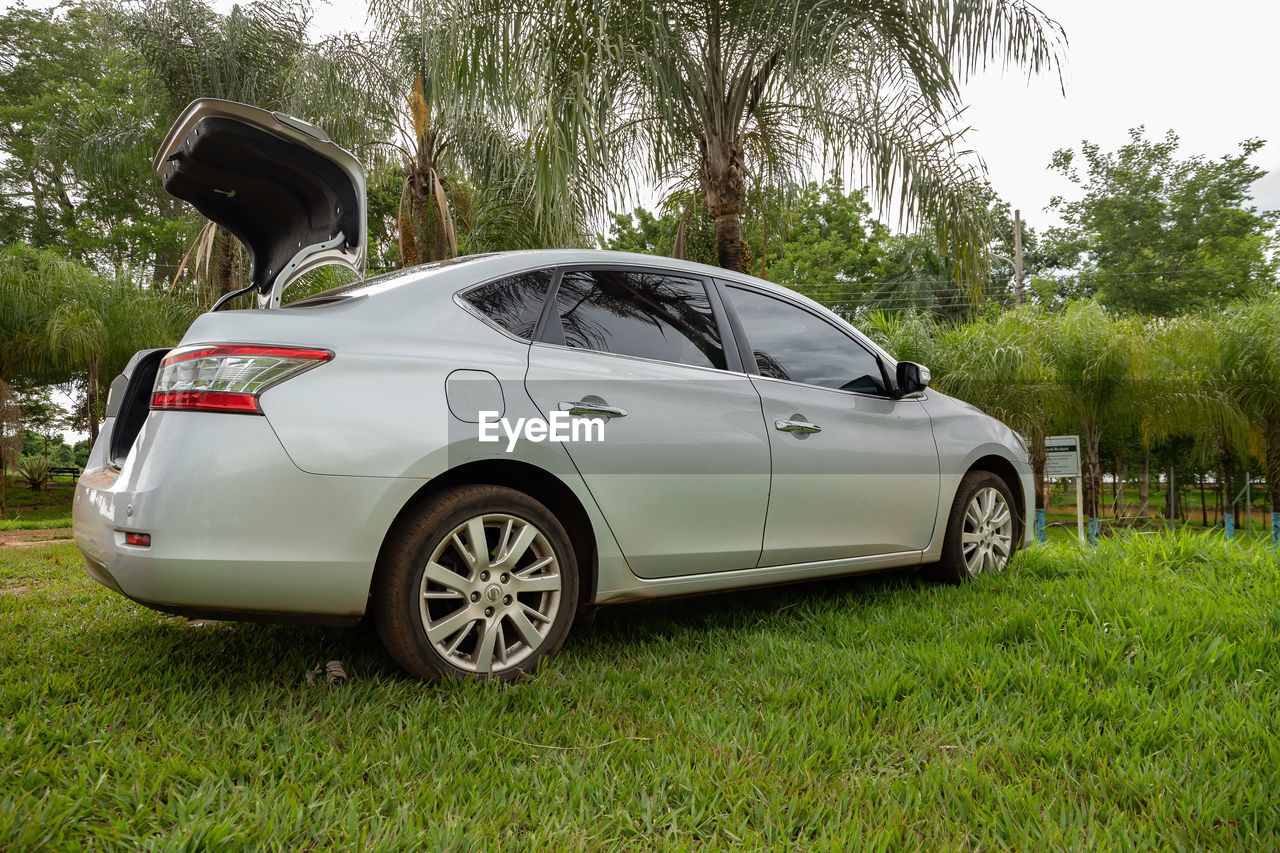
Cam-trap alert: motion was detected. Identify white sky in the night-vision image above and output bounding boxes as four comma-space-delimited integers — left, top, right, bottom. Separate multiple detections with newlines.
303, 0, 1280, 230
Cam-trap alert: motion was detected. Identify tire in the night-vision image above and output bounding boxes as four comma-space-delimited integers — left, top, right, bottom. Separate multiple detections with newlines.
372, 485, 578, 682
936, 471, 1019, 584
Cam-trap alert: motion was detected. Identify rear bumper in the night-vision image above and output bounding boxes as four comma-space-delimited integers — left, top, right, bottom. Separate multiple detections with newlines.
73, 411, 423, 621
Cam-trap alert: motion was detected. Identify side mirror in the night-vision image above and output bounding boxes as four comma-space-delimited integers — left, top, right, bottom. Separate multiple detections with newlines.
895, 361, 931, 396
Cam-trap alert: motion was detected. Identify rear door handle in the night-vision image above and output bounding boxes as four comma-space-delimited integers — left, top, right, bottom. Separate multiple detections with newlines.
775, 418, 821, 434
559, 401, 629, 419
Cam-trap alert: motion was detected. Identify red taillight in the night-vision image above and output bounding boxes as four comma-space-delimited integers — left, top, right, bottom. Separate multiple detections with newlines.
159, 344, 334, 366
151, 343, 332, 414
124, 532, 151, 547
151, 391, 261, 414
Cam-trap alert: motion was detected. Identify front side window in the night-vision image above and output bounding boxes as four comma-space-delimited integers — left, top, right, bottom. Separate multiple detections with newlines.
552, 270, 727, 370
462, 269, 554, 340
726, 285, 887, 394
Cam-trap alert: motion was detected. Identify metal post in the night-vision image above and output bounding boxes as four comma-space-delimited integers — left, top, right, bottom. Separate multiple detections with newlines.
1035, 508, 1046, 545
1245, 473, 1251, 536
1168, 466, 1175, 531
1013, 209, 1026, 307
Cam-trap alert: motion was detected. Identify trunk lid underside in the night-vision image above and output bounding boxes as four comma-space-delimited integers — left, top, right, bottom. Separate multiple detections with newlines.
154, 98, 367, 307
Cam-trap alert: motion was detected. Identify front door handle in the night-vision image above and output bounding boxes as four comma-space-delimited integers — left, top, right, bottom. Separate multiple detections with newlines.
559, 400, 628, 419
775, 418, 821, 434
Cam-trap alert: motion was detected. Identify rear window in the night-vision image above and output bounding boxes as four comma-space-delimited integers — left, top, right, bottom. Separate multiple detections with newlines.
289, 255, 496, 307
461, 270, 554, 340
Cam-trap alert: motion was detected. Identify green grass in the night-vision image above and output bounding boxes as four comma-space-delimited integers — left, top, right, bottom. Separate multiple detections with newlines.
2, 477, 75, 529
2, 534, 1278, 849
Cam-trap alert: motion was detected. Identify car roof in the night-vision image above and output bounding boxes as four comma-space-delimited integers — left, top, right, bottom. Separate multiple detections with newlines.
288, 249, 896, 364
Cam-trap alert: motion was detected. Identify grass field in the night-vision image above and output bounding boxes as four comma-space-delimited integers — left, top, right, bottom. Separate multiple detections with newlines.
1, 478, 75, 530
2, 532, 1277, 849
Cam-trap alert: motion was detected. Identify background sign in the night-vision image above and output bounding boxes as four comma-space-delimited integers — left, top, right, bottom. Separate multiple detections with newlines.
1044, 435, 1081, 478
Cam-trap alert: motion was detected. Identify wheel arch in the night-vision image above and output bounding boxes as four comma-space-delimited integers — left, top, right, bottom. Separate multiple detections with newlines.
369, 459, 598, 612
965, 453, 1026, 542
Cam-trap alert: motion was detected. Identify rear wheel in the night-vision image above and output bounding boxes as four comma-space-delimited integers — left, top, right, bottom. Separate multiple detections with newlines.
373, 485, 578, 682
937, 471, 1018, 583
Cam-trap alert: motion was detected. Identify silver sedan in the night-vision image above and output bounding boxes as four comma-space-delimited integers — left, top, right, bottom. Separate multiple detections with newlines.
74, 100, 1032, 681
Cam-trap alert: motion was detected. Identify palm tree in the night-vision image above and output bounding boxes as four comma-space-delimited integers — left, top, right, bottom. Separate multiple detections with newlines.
438, 0, 1064, 276
1, 245, 195, 444
358, 3, 602, 262
1147, 313, 1254, 529
1036, 303, 1144, 535
1218, 297, 1280, 542
46, 304, 107, 445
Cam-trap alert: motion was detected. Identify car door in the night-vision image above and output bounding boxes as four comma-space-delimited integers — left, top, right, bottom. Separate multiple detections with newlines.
721, 283, 941, 566
524, 267, 771, 578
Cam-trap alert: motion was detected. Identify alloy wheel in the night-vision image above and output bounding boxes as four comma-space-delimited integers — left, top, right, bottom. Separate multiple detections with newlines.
418, 513, 562, 675
961, 486, 1014, 576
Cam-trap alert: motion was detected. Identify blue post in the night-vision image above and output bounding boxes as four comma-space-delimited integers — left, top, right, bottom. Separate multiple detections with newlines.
1273, 512, 1279, 547
1087, 516, 1099, 545
1035, 508, 1046, 545
1224, 512, 1234, 541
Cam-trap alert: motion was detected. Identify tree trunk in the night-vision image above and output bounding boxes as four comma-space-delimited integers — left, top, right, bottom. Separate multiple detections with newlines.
215, 227, 239, 299
1082, 420, 1102, 523
1113, 457, 1128, 519
713, 213, 743, 272
1138, 452, 1150, 517
1198, 470, 1208, 528
1268, 418, 1280, 514
1031, 434, 1046, 510
86, 357, 100, 447
698, 134, 745, 273
1219, 438, 1236, 525
152, 248, 171, 290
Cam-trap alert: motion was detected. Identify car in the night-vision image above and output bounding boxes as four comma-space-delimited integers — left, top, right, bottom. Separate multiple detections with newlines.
74, 99, 1033, 682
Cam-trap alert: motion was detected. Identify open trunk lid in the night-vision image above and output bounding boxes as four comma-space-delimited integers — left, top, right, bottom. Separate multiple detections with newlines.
154, 98, 366, 308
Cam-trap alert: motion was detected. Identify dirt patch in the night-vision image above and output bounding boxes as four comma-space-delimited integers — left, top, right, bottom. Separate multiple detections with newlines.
0, 528, 74, 547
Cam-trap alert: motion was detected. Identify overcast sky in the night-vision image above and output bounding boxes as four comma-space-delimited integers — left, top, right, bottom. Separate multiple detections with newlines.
298, 0, 1280, 228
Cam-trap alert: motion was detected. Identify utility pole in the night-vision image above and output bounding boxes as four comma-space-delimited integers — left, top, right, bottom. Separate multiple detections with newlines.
1013, 209, 1026, 306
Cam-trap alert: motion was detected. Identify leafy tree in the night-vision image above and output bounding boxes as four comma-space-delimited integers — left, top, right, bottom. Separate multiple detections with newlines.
16, 390, 66, 458
0, 3, 184, 276
1048, 128, 1279, 315
764, 177, 888, 291
1033, 303, 1145, 529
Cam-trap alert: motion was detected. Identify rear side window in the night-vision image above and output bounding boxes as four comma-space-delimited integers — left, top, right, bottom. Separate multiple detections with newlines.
551, 269, 727, 370
462, 270, 553, 340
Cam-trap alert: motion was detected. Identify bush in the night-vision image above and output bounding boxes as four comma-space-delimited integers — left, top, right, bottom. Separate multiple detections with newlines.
16, 456, 50, 491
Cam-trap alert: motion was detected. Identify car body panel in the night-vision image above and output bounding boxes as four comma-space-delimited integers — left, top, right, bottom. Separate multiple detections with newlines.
525, 342, 771, 577
919, 391, 1035, 557
749, 376, 941, 564
73, 410, 422, 617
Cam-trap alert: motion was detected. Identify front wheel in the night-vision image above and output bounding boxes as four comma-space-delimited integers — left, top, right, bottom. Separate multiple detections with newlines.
936, 471, 1018, 583
372, 485, 578, 682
